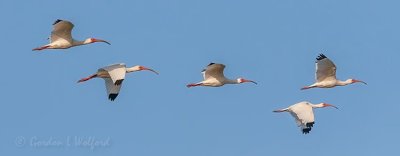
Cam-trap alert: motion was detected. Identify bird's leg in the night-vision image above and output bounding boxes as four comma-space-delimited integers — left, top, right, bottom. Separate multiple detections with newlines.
300, 86, 315, 90
186, 83, 203, 88
32, 45, 51, 51
273, 109, 288, 113
77, 74, 97, 83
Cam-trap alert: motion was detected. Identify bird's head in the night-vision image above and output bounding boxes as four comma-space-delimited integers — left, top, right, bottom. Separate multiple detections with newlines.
128, 65, 159, 74
85, 38, 111, 45
237, 78, 257, 84
348, 79, 367, 85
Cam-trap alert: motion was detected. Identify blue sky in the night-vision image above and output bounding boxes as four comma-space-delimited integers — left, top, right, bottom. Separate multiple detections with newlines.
1, 0, 399, 155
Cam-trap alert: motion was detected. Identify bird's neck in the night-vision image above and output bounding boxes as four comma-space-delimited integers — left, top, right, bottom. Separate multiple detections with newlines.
126, 66, 141, 73
72, 39, 91, 46
225, 79, 239, 84
311, 103, 325, 108
336, 79, 352, 86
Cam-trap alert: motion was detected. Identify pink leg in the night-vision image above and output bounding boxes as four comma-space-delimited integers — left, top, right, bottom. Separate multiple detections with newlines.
186, 83, 202, 88
301, 86, 314, 90
32, 45, 50, 51
77, 74, 97, 83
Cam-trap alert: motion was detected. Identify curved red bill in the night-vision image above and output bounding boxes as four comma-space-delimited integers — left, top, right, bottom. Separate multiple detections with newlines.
352, 79, 367, 85
324, 103, 339, 109
92, 38, 111, 45
242, 79, 257, 85
141, 67, 159, 75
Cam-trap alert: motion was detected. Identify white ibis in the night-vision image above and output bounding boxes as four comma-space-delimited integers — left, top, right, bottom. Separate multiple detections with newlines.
33, 19, 110, 51
273, 101, 338, 134
186, 63, 257, 88
301, 54, 367, 90
78, 63, 158, 101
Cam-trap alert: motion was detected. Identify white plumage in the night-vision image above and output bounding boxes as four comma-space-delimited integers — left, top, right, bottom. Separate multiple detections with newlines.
301, 54, 366, 90
104, 78, 123, 101
51, 20, 74, 45
33, 19, 110, 51
187, 63, 257, 87
99, 63, 127, 85
273, 101, 338, 134
78, 63, 158, 101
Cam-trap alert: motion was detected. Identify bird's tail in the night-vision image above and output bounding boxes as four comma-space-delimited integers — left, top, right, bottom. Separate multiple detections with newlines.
77, 74, 97, 83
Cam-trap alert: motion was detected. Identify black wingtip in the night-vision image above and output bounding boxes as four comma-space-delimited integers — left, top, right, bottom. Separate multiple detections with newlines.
207, 63, 215, 66
114, 79, 124, 86
306, 122, 315, 128
302, 127, 312, 134
316, 54, 327, 61
108, 94, 118, 101
53, 19, 63, 25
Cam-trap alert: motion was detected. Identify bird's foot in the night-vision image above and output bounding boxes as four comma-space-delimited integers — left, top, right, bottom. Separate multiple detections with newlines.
301, 86, 312, 90
32, 45, 50, 51
273, 109, 286, 113
77, 78, 90, 83
186, 83, 201, 88
77, 75, 96, 83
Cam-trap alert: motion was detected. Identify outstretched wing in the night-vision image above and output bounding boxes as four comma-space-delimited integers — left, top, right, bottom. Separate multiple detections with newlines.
315, 54, 337, 82
104, 78, 122, 101
99, 63, 126, 86
50, 19, 74, 43
289, 102, 315, 134
203, 63, 225, 80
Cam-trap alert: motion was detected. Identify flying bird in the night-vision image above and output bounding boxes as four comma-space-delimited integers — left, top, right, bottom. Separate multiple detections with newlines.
301, 54, 367, 90
33, 19, 110, 51
187, 63, 257, 88
273, 101, 338, 134
78, 63, 158, 101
